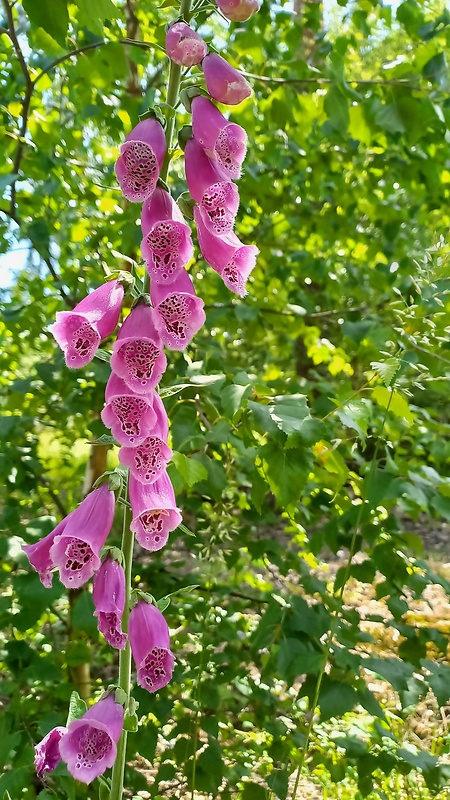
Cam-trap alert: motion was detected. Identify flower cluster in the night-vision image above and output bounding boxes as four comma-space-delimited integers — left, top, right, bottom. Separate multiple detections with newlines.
25, 0, 260, 788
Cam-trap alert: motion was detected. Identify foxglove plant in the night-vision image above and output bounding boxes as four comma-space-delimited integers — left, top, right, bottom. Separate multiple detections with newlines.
26, 0, 259, 795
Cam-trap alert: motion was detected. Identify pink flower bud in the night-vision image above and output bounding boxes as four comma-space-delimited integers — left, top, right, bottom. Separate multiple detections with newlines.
115, 118, 166, 202
34, 726, 67, 779
141, 188, 194, 284
165, 21, 208, 67
192, 95, 247, 181
129, 601, 175, 692
110, 303, 167, 394
150, 270, 206, 351
58, 694, 124, 784
185, 138, 239, 235
101, 374, 161, 446
50, 280, 124, 369
217, 0, 259, 22
129, 472, 182, 552
194, 206, 258, 296
202, 53, 252, 105
48, 485, 116, 589
93, 557, 127, 649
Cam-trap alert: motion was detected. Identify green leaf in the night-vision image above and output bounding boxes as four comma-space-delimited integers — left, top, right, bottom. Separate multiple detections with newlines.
324, 85, 349, 133
375, 103, 405, 134
364, 657, 415, 692
66, 691, 88, 726
74, 0, 119, 35
22, 0, 68, 45
277, 639, 323, 681
372, 387, 415, 424
124, 711, 139, 732
171, 452, 208, 487
319, 681, 358, 721
370, 357, 401, 387
336, 399, 370, 442
241, 783, 267, 800
266, 769, 289, 800
94, 348, 111, 363
221, 383, 252, 419
258, 442, 312, 508
71, 590, 98, 635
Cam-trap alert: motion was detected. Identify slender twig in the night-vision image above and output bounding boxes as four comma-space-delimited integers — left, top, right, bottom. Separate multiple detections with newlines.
204, 302, 369, 319
36, 474, 69, 518
2, 0, 33, 215
43, 257, 74, 308
242, 71, 432, 91
32, 37, 164, 88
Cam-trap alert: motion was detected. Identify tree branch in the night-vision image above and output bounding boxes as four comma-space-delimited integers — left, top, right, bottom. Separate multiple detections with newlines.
2, 0, 33, 216
43, 257, 74, 308
32, 37, 163, 88
243, 71, 441, 92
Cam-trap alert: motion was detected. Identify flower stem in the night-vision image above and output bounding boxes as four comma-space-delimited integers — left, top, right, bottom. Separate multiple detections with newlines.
109, 504, 133, 800
142, 0, 192, 294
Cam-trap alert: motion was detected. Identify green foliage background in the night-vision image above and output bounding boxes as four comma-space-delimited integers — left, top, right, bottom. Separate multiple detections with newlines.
2, 0, 450, 797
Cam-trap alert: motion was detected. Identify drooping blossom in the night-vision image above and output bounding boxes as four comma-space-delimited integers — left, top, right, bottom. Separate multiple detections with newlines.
93, 557, 127, 649
101, 374, 159, 446
115, 117, 166, 202
165, 21, 208, 67
120, 436, 172, 485
217, 0, 259, 21
58, 694, 124, 784
129, 601, 175, 692
141, 188, 193, 284
191, 95, 247, 181
110, 303, 167, 394
202, 53, 252, 105
185, 138, 239, 235
49, 484, 115, 589
194, 206, 258, 296
50, 280, 124, 369
34, 726, 67, 780
22, 516, 73, 588
150, 269, 206, 350
129, 472, 182, 552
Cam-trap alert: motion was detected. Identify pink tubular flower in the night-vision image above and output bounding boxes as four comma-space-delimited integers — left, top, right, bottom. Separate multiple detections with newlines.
165, 21, 208, 67
150, 269, 206, 350
93, 558, 127, 649
185, 138, 239, 235
191, 95, 247, 181
49, 485, 115, 589
129, 472, 182, 552
34, 726, 67, 779
141, 188, 194, 284
58, 694, 124, 784
120, 436, 172, 485
129, 601, 175, 692
22, 516, 72, 588
217, 0, 259, 21
110, 303, 167, 394
50, 280, 124, 369
101, 374, 160, 446
202, 53, 252, 105
115, 118, 166, 202
194, 206, 258, 296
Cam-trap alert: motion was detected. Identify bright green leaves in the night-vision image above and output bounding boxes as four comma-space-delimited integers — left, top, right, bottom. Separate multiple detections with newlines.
22, 0, 69, 46
74, 0, 120, 35
257, 442, 312, 510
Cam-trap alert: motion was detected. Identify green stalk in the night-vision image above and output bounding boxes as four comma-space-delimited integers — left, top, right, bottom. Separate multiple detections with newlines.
110, 1, 193, 793
109, 505, 133, 800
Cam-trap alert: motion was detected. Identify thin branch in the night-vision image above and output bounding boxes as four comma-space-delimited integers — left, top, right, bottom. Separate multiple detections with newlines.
32, 37, 163, 87
204, 303, 369, 320
36, 474, 69, 518
0, 206, 20, 224
242, 71, 426, 90
2, 0, 33, 215
43, 257, 74, 308
1, 0, 32, 90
